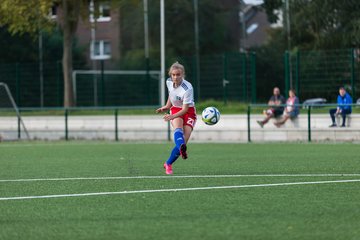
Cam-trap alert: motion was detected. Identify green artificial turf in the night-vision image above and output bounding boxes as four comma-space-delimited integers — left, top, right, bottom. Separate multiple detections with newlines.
0, 142, 360, 240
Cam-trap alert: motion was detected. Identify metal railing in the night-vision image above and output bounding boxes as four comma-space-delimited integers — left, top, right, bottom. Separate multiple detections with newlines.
0, 103, 359, 142
1, 105, 173, 141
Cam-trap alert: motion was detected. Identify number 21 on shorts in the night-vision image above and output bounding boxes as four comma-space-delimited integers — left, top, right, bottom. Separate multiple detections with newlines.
187, 118, 196, 128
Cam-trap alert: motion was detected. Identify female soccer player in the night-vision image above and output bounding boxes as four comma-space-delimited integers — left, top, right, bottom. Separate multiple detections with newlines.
156, 62, 196, 175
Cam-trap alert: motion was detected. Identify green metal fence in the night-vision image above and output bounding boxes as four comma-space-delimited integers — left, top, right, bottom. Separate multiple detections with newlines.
284, 49, 359, 101
2, 49, 357, 108
0, 61, 64, 108
0, 52, 257, 108
73, 69, 161, 107
177, 52, 257, 103
2, 48, 360, 142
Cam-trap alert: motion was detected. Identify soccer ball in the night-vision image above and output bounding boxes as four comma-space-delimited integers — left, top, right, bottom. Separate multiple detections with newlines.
202, 107, 220, 125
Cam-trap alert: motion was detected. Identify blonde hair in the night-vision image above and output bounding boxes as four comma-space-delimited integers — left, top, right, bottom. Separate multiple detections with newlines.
168, 62, 185, 77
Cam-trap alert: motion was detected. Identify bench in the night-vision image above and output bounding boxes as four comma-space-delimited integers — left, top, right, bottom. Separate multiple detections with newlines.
336, 114, 351, 127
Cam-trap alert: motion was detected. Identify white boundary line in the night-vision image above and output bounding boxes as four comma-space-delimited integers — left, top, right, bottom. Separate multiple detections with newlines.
1, 179, 359, 201
1, 174, 360, 183
0, 141, 166, 148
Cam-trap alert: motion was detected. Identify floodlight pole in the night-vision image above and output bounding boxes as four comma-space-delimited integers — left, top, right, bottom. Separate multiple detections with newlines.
39, 30, 44, 108
37, 4, 44, 108
144, 0, 151, 103
144, 0, 149, 61
238, 0, 247, 52
90, 0, 98, 106
160, 0, 165, 106
193, 0, 201, 100
285, 0, 292, 89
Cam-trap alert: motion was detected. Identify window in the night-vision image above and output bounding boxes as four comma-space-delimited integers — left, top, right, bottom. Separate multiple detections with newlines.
90, 2, 111, 22
91, 40, 111, 60
246, 23, 259, 34
49, 4, 58, 19
100, 4, 111, 19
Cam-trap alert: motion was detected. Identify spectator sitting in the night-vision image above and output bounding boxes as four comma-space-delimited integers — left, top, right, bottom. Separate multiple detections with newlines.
257, 87, 286, 128
329, 87, 352, 127
274, 89, 299, 127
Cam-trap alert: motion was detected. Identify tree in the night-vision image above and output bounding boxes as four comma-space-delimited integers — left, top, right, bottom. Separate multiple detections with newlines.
0, 0, 88, 107
262, 0, 360, 50
250, 28, 287, 101
59, 0, 87, 107
0, 27, 38, 63
1, 0, 243, 105
0, 26, 85, 64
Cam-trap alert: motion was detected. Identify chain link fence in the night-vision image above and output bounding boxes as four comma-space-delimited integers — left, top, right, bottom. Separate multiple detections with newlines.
0, 61, 63, 107
175, 52, 256, 103
285, 49, 360, 102
0, 52, 257, 107
1, 49, 357, 108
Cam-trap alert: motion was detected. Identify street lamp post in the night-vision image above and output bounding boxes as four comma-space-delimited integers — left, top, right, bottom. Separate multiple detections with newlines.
285, 0, 293, 89
39, 31, 44, 108
143, 0, 149, 69
90, 0, 98, 106
238, 0, 247, 52
160, 0, 165, 106
193, 0, 201, 100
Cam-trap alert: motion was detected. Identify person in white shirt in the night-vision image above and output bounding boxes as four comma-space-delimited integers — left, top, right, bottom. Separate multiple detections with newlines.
156, 62, 197, 175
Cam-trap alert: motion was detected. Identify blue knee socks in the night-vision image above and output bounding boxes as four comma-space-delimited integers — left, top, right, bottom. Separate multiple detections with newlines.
165, 128, 185, 165
174, 128, 185, 150
166, 146, 180, 165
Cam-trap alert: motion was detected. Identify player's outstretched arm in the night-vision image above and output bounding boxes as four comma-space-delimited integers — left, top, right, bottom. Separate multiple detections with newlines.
156, 97, 172, 113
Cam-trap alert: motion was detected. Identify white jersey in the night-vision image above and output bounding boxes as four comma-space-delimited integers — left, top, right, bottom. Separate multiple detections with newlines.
166, 78, 195, 108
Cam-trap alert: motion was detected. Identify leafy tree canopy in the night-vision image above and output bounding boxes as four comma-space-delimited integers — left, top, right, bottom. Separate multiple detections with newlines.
0, 0, 54, 35
262, 0, 360, 50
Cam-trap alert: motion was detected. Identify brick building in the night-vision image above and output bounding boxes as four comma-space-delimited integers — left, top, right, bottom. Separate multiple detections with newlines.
55, 1, 274, 66
52, 2, 120, 68
76, 2, 120, 67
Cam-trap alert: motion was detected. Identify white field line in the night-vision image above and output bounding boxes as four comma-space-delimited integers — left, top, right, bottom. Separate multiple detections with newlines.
1, 174, 360, 183
0, 141, 164, 148
0, 179, 359, 201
